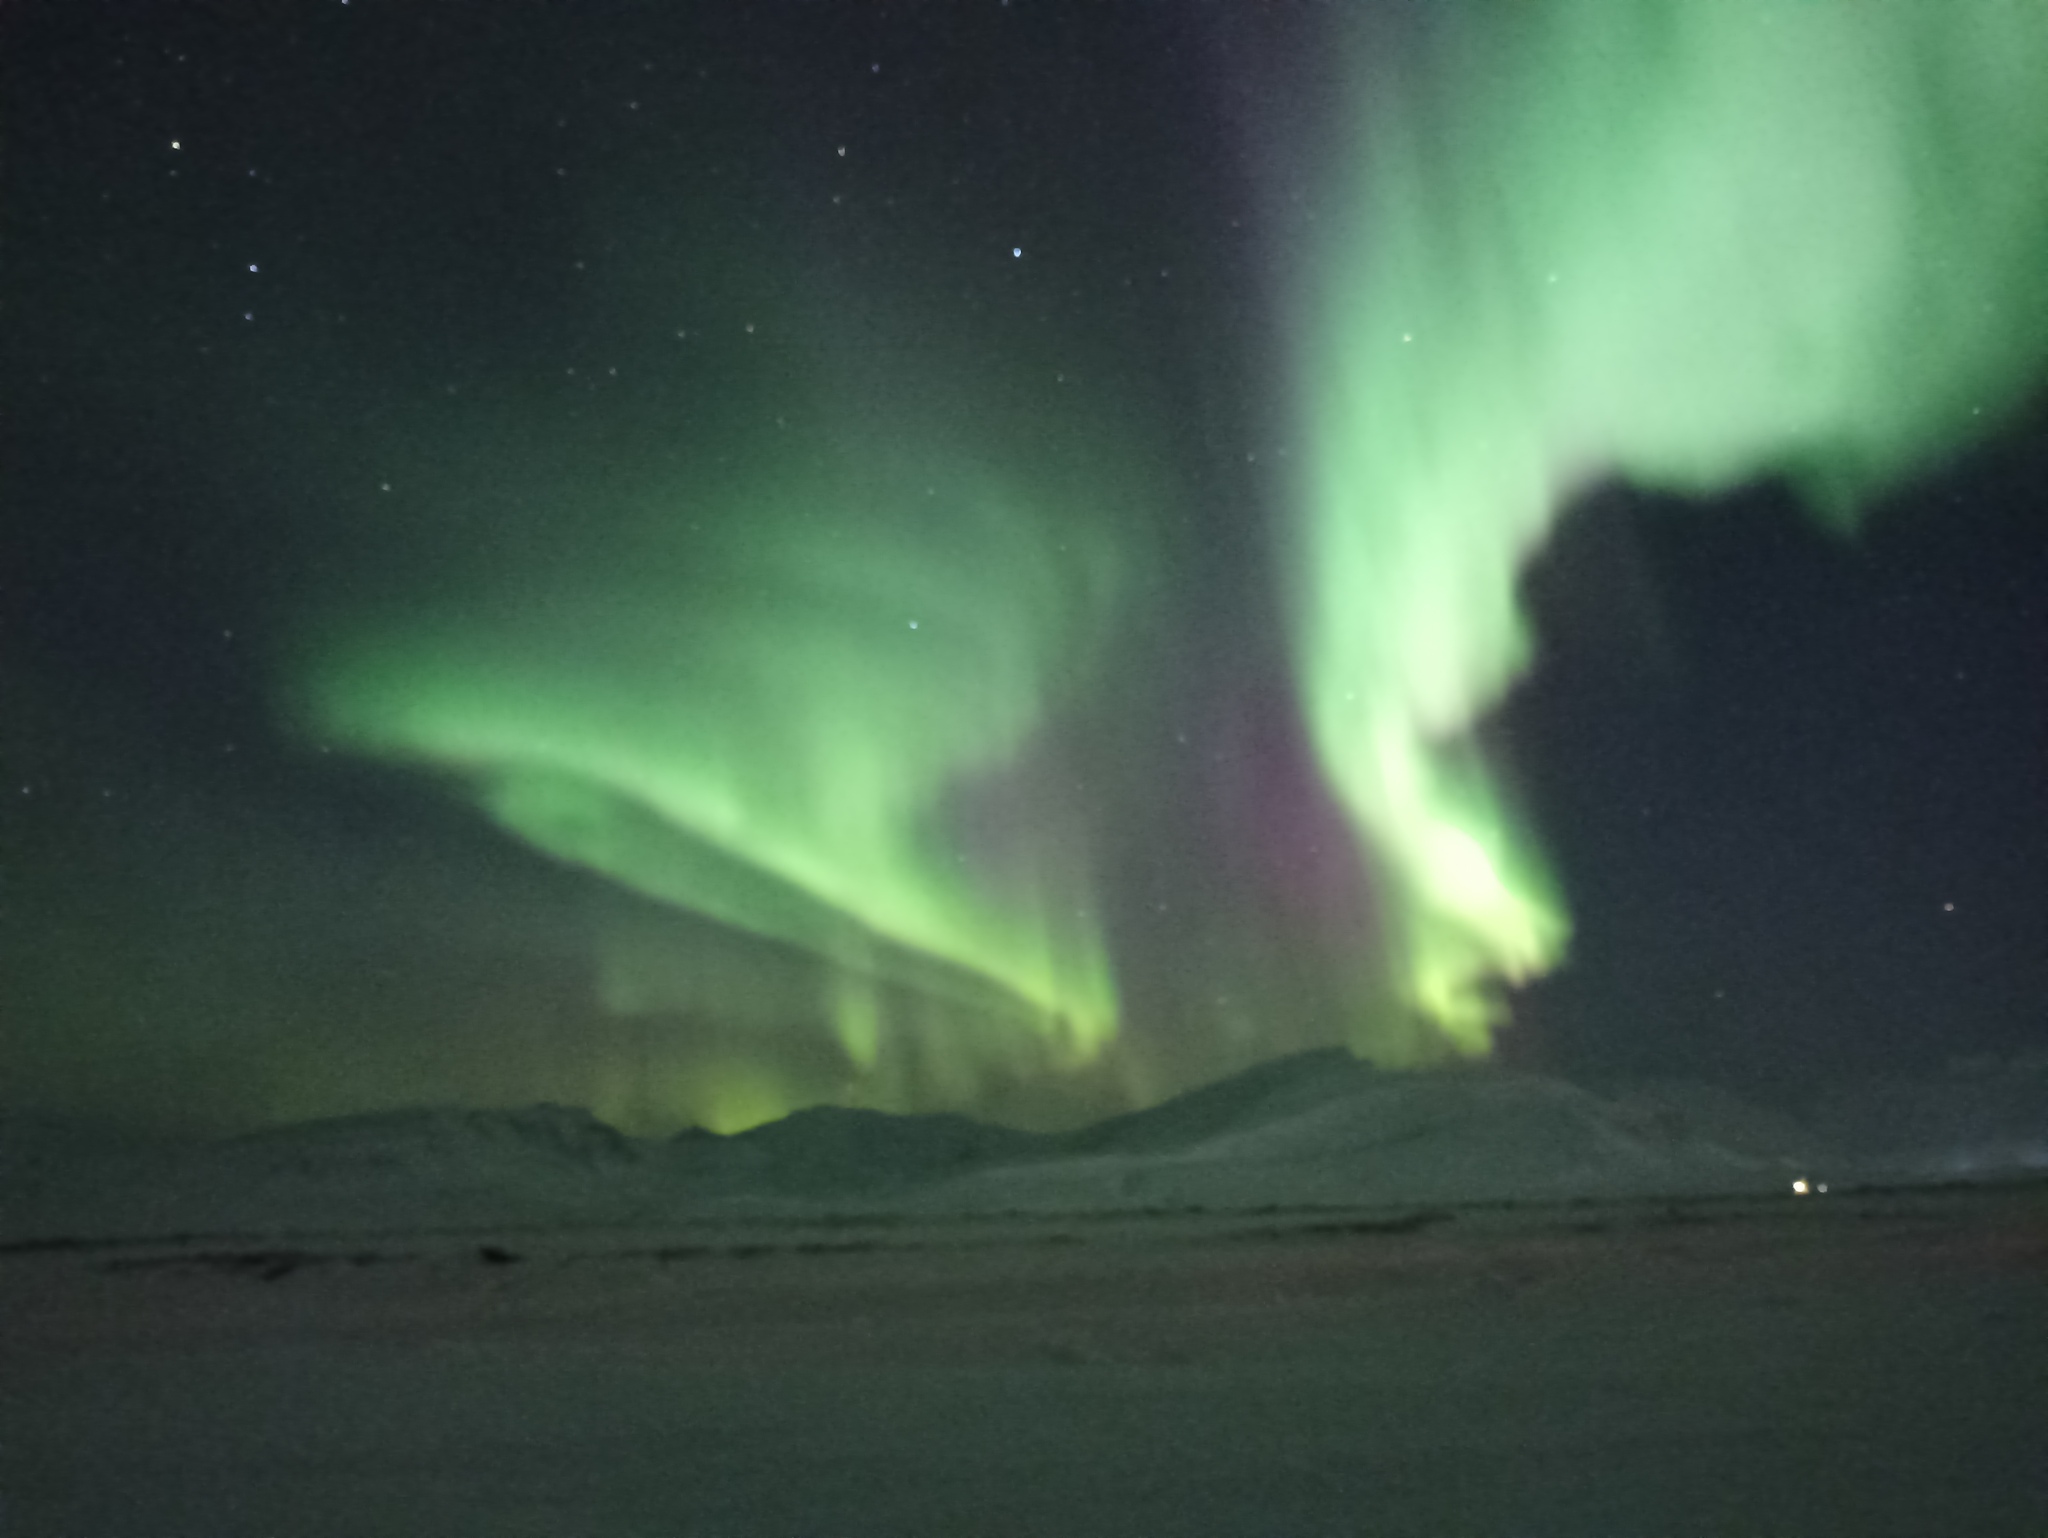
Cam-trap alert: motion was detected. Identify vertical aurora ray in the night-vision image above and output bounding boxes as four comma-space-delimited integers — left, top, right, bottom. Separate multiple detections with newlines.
1295, 0, 2048, 1053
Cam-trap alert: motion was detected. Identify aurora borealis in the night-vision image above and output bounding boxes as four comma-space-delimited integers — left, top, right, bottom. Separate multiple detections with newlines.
4, 1, 2046, 1135
1291, 0, 2048, 1049
290, 302, 1146, 1127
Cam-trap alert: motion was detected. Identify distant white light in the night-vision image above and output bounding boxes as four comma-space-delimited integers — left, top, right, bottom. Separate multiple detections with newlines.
1817, 1182, 1830, 1194
1012, 247, 1022, 258
1791, 1178, 1810, 1195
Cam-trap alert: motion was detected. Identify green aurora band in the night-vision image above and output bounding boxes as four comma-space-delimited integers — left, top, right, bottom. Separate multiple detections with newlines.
296, 314, 1147, 1129
1294, 0, 2048, 1051
288, 1, 2048, 1129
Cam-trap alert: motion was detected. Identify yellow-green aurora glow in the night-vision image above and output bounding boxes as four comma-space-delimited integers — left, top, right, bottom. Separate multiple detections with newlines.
1292, 0, 2048, 1050
291, 0, 2048, 1128
294, 308, 1151, 1128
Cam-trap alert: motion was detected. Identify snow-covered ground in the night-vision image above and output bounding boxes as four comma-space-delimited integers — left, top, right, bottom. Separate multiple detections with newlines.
4, 1055, 2045, 1534
0, 1054, 1814, 1245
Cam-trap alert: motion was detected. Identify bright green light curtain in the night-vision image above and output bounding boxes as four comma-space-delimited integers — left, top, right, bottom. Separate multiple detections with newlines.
1292, 0, 2048, 1052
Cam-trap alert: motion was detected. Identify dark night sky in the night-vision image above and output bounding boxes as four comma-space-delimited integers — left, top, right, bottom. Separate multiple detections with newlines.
3, 2, 2043, 1134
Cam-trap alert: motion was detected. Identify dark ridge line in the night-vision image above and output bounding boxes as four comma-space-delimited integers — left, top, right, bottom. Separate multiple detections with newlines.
100, 1248, 403, 1280
32, 1183, 2047, 1284
8, 1172, 2044, 1263
1238, 1209, 1455, 1240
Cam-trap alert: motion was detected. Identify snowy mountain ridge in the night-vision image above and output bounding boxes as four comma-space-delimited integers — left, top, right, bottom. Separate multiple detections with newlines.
6, 1052, 2044, 1244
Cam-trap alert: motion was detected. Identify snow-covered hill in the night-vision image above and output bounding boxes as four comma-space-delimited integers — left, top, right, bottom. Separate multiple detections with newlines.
10, 1051, 2041, 1245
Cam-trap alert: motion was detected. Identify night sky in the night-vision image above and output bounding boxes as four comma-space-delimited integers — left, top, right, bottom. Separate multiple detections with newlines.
4, 2, 2044, 1137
